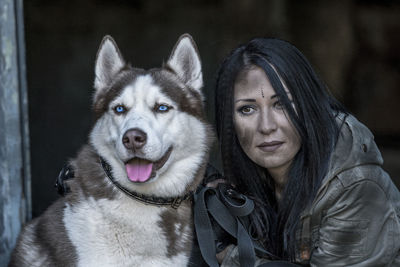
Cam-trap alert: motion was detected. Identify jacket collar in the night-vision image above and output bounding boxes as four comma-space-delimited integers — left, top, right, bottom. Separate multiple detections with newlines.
315, 113, 383, 200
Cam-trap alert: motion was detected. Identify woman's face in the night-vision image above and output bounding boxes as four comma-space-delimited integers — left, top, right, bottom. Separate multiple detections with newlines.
233, 66, 301, 179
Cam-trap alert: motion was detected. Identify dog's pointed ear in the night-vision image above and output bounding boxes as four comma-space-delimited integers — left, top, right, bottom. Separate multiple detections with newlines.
167, 34, 203, 91
94, 35, 125, 91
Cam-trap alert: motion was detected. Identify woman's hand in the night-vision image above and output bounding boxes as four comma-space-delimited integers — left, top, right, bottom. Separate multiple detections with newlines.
216, 244, 235, 264
206, 178, 228, 188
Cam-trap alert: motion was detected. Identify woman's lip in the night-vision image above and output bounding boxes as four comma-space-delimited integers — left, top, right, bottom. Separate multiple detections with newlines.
257, 141, 284, 152
258, 141, 283, 146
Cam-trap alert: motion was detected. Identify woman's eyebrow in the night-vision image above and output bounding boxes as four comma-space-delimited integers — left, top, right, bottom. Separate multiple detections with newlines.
235, 98, 256, 103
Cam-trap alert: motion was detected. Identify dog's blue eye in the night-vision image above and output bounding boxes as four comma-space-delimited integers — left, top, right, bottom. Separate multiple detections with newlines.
159, 105, 168, 111
156, 104, 172, 113
114, 105, 126, 114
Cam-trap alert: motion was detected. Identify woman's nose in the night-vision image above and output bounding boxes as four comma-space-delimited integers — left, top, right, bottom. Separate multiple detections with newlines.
258, 109, 277, 135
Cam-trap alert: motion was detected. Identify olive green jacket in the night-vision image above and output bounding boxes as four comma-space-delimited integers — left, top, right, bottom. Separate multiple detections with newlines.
222, 115, 400, 266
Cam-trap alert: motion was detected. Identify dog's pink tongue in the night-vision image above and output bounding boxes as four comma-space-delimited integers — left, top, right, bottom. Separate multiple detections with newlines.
125, 158, 153, 182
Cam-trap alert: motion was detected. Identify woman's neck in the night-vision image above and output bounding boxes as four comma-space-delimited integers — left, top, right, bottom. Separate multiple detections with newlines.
257, 165, 289, 202
268, 167, 289, 202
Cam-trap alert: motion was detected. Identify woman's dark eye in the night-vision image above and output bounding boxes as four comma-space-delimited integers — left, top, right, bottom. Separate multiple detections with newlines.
113, 105, 127, 114
273, 100, 284, 110
238, 106, 255, 115
155, 103, 172, 113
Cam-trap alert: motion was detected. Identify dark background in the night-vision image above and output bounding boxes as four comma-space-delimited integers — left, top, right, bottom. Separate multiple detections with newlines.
25, 0, 400, 217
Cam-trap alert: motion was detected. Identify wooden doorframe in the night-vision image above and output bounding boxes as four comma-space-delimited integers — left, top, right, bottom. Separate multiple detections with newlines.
0, 0, 31, 265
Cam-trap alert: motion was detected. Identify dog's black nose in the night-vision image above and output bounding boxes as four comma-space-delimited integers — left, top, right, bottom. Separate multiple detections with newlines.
122, 128, 147, 150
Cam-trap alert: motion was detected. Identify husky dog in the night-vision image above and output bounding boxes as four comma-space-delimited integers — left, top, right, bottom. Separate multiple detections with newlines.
9, 34, 213, 267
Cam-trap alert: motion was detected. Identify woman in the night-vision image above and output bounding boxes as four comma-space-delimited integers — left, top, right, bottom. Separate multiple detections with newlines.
212, 37, 400, 265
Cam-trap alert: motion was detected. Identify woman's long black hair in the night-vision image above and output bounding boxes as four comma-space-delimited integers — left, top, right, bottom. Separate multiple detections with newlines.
215, 38, 347, 260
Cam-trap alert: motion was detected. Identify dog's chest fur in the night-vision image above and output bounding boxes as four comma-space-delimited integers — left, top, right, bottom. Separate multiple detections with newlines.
63, 195, 192, 267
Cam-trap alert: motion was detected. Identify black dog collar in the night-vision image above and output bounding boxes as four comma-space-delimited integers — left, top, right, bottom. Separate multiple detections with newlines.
100, 157, 192, 209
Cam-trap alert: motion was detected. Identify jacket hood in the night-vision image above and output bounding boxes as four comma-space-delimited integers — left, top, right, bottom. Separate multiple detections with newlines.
321, 114, 383, 188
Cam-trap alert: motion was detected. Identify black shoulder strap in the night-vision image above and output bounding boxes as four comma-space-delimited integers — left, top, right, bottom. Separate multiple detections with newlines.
194, 187, 220, 267
193, 185, 282, 267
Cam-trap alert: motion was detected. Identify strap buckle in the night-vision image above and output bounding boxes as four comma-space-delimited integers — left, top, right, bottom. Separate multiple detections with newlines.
171, 197, 183, 209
